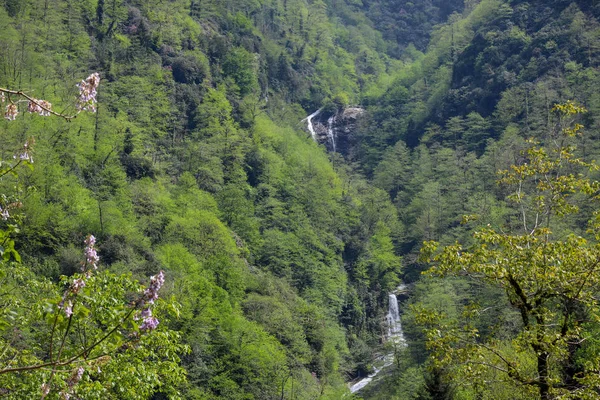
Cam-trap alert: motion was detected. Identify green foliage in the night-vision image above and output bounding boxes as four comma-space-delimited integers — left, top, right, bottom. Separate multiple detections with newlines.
417, 103, 600, 399
9, 0, 600, 398
0, 0, 414, 392
356, 221, 402, 292
0, 260, 187, 399
222, 47, 259, 96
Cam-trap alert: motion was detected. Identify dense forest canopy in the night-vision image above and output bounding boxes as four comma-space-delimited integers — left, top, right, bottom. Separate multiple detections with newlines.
1, 0, 600, 399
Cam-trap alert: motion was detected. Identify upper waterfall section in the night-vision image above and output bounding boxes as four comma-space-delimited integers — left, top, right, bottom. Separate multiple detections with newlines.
302, 107, 365, 155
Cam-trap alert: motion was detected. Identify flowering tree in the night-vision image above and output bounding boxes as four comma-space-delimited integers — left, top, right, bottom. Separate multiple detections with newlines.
0, 73, 100, 233
0, 75, 188, 398
0, 237, 187, 398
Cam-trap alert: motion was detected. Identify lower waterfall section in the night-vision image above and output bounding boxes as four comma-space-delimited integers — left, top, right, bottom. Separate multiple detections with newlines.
349, 285, 407, 394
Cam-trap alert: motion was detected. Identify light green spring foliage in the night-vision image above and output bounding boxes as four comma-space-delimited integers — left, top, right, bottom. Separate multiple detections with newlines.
0, 257, 188, 399
0, 0, 406, 398
13, 0, 600, 398
311, 1, 600, 399
417, 103, 600, 399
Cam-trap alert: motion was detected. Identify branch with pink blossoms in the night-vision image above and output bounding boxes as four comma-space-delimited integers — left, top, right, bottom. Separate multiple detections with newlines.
0, 73, 100, 121
0, 73, 187, 397
0, 235, 170, 400
136, 270, 165, 331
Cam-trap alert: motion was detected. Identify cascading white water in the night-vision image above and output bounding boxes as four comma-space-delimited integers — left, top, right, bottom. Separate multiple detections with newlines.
387, 294, 400, 335
349, 284, 407, 394
327, 115, 336, 152
348, 363, 383, 393
302, 108, 322, 140
387, 285, 407, 344
302, 110, 338, 152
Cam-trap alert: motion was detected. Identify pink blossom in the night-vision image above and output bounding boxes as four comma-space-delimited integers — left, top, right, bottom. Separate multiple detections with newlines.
142, 270, 165, 305
135, 307, 153, 321
67, 367, 84, 388
76, 73, 100, 112
140, 316, 159, 331
64, 300, 73, 318
83, 234, 99, 270
38, 100, 52, 116
85, 234, 96, 247
28, 99, 51, 116
85, 247, 98, 269
19, 152, 32, 163
15, 140, 33, 164
4, 103, 17, 120
137, 271, 165, 332
28, 100, 42, 114
71, 278, 86, 293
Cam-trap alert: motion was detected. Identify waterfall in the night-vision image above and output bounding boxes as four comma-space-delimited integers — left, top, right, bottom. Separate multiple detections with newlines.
327, 115, 336, 152
302, 108, 322, 141
349, 285, 407, 394
387, 294, 401, 336
388, 284, 406, 343
301, 109, 337, 152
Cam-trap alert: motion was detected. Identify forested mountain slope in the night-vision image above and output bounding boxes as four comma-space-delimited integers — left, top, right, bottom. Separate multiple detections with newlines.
354, 0, 600, 399
3, 0, 600, 399
358, 0, 600, 256
0, 0, 415, 398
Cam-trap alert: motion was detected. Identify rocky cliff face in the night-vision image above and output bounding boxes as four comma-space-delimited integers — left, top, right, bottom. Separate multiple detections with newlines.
304, 107, 365, 156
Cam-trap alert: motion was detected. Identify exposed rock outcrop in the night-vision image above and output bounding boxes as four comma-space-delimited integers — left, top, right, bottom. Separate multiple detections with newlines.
303, 107, 365, 156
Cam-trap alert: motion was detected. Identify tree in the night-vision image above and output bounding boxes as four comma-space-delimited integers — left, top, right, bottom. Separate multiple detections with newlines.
0, 78, 187, 398
372, 140, 412, 201
222, 47, 259, 96
463, 111, 491, 153
0, 238, 187, 399
418, 102, 600, 399
356, 221, 402, 292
